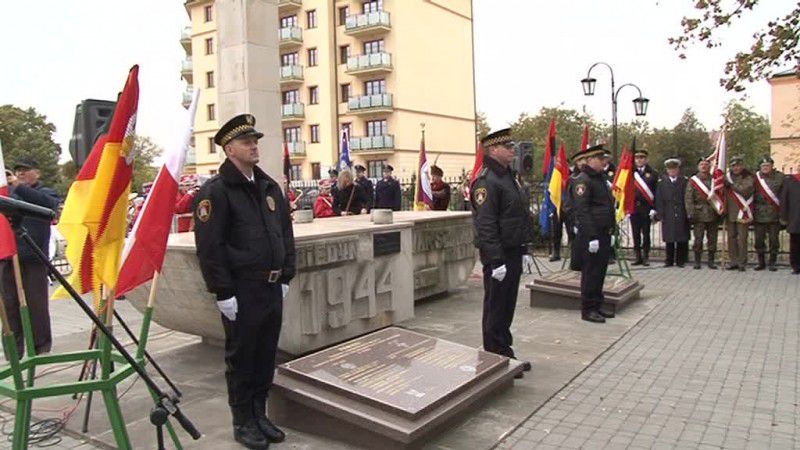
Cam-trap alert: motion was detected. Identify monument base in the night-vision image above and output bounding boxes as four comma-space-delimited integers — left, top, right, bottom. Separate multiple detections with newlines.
269, 327, 523, 449
527, 270, 644, 313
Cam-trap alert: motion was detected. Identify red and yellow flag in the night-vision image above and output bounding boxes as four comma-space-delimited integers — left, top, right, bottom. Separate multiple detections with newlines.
53, 66, 139, 301
612, 144, 635, 222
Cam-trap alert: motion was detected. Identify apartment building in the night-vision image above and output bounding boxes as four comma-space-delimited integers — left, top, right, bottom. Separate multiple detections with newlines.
768, 70, 800, 172
182, 0, 477, 179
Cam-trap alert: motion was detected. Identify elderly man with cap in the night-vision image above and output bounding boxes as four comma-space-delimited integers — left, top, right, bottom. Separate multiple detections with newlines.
724, 156, 755, 271
655, 157, 690, 267
354, 164, 374, 211
563, 151, 588, 271
430, 165, 451, 211
375, 164, 402, 211
686, 158, 722, 269
327, 168, 339, 199
0, 159, 59, 357
781, 166, 800, 274
572, 145, 616, 323
193, 114, 295, 448
752, 155, 784, 271
630, 148, 659, 266
471, 128, 534, 375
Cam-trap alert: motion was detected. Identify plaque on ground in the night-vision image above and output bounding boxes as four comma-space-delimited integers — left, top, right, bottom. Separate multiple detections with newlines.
270, 327, 523, 449
527, 270, 644, 312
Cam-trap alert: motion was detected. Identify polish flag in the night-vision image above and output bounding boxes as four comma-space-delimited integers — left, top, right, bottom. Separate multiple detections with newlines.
115, 89, 201, 297
0, 140, 17, 260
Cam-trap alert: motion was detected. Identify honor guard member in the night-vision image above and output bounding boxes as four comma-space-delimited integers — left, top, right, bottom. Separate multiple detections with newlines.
430, 165, 451, 210
655, 157, 690, 267
780, 170, 800, 274
563, 151, 588, 271
471, 129, 534, 376
194, 114, 296, 449
630, 148, 658, 266
328, 168, 339, 198
572, 145, 615, 323
375, 164, 402, 211
752, 156, 784, 271
724, 156, 755, 271
354, 164, 374, 211
685, 158, 722, 269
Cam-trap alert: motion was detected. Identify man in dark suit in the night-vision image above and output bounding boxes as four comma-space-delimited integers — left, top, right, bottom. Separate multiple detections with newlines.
655, 158, 690, 267
374, 164, 401, 211
630, 149, 658, 265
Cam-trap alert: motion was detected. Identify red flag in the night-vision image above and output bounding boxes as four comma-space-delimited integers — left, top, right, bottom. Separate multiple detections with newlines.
0, 140, 17, 260
543, 119, 556, 176
469, 141, 484, 189
581, 124, 589, 152
283, 140, 291, 185
556, 143, 570, 190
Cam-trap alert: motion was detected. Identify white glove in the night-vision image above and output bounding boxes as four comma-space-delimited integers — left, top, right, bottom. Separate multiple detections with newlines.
649, 209, 657, 220
281, 284, 290, 299
610, 235, 616, 247
588, 240, 599, 254
573, 226, 578, 235
491, 265, 507, 282
217, 297, 238, 321
522, 254, 533, 267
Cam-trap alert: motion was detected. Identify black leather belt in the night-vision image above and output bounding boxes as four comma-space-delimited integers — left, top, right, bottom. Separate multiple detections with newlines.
234, 268, 282, 283
264, 269, 282, 283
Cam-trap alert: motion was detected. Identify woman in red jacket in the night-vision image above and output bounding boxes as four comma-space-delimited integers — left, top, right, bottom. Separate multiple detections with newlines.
313, 180, 337, 218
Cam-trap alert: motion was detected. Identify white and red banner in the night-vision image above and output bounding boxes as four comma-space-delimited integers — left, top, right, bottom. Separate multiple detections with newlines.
633, 171, 655, 206
115, 88, 201, 297
0, 140, 17, 260
755, 171, 780, 211
707, 130, 727, 214
726, 171, 753, 222
689, 175, 714, 201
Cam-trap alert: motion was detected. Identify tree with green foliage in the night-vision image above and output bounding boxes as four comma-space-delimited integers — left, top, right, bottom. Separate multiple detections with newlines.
0, 105, 61, 187
668, 109, 713, 173
131, 135, 162, 194
723, 100, 771, 167
476, 112, 491, 140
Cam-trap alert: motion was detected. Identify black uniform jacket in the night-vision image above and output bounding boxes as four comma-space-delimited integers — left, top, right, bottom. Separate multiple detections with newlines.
781, 175, 800, 234
357, 176, 374, 210
470, 156, 535, 266
375, 177, 402, 211
632, 164, 658, 216
8, 182, 60, 263
194, 159, 296, 300
334, 183, 369, 215
572, 165, 615, 241
562, 168, 581, 224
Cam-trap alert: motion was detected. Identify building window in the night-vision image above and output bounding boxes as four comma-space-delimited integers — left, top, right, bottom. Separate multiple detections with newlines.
281, 52, 299, 66
362, 0, 383, 14
339, 45, 350, 64
341, 123, 352, 138
284, 127, 301, 142
190, 136, 196, 147
282, 90, 299, 104
205, 37, 214, 55
308, 86, 319, 105
338, 6, 349, 26
208, 137, 217, 154
204, 5, 213, 22
280, 15, 298, 28
206, 71, 214, 88
311, 163, 321, 180
310, 124, 320, 143
209, 169, 218, 175
366, 119, 388, 137
340, 84, 351, 103
291, 164, 302, 181
363, 39, 385, 54
306, 10, 317, 28
307, 48, 318, 67
207, 103, 216, 120
364, 79, 386, 95
368, 160, 387, 178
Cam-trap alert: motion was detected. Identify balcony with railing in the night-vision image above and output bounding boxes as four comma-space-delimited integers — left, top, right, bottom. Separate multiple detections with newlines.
180, 26, 192, 54
279, 65, 304, 86
279, 26, 303, 48
345, 11, 391, 37
349, 135, 395, 153
181, 57, 193, 83
181, 88, 193, 108
346, 52, 392, 76
281, 103, 305, 122
286, 141, 306, 157
278, 0, 302, 14
185, 147, 197, 165
347, 93, 393, 115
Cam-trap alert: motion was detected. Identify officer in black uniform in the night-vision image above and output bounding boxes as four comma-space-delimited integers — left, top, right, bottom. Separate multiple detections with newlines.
194, 114, 296, 449
573, 145, 615, 324
354, 164, 374, 211
471, 128, 534, 376
563, 151, 588, 271
375, 164, 402, 211
630, 149, 659, 266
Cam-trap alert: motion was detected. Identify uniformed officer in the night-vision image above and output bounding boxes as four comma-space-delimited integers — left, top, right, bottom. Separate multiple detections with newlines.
354, 164, 374, 211
630, 149, 658, 266
655, 158, 690, 267
471, 129, 534, 375
430, 165, 451, 211
375, 164, 402, 211
724, 156, 755, 271
194, 114, 295, 449
752, 156, 784, 271
572, 145, 615, 323
563, 151, 588, 271
685, 158, 721, 269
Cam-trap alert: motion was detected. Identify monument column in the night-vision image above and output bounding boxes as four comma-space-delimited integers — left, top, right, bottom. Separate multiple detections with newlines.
216, 0, 281, 179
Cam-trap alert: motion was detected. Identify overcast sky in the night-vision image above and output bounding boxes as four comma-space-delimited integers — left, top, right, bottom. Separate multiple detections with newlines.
0, 0, 792, 162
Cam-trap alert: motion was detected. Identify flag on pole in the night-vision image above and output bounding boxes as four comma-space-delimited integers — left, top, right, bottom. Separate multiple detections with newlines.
115, 89, 200, 298
539, 120, 557, 234
469, 140, 484, 189
548, 142, 570, 218
580, 124, 590, 152
612, 144, 635, 222
283, 140, 291, 187
414, 129, 433, 210
542, 119, 555, 177
338, 129, 351, 172
54, 66, 140, 300
0, 140, 17, 260
708, 128, 727, 214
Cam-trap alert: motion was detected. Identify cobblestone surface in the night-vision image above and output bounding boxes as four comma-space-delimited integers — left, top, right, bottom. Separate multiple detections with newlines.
499, 266, 800, 449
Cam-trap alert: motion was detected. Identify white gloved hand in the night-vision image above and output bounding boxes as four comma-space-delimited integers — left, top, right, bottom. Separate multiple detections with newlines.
491, 264, 507, 282
610, 235, 616, 247
649, 209, 657, 220
522, 254, 533, 267
588, 240, 600, 254
217, 297, 238, 321
281, 284, 290, 299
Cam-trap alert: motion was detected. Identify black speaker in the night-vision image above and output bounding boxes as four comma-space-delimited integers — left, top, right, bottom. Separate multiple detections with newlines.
69, 99, 116, 168
514, 141, 535, 182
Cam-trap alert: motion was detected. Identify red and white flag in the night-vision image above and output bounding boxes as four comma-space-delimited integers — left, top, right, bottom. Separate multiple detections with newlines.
0, 140, 17, 260
115, 88, 201, 297
707, 129, 727, 214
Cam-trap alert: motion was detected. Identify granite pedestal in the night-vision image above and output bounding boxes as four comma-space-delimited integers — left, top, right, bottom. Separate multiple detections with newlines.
527, 270, 644, 313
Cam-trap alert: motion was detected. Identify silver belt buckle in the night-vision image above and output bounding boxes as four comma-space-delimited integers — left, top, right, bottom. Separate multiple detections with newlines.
267, 270, 281, 283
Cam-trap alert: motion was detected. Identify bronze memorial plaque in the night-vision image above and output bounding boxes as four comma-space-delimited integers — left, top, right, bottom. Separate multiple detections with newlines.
279, 327, 508, 419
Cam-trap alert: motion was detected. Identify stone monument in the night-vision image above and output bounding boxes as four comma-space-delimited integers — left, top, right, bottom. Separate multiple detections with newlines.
527, 270, 644, 313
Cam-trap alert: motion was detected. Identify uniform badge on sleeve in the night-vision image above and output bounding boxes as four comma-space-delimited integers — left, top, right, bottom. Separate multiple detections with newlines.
575, 184, 587, 196
266, 195, 276, 211
474, 188, 487, 206
196, 199, 212, 222
645, 172, 651, 178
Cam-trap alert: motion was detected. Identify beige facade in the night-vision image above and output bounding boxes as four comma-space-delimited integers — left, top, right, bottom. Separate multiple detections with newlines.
182, 0, 477, 179
768, 70, 800, 173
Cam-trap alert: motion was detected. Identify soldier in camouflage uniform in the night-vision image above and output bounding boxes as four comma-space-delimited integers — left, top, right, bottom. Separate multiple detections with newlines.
724, 156, 755, 271
685, 159, 721, 269
752, 156, 784, 271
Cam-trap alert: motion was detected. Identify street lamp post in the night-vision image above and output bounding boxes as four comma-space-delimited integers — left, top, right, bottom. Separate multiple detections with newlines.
581, 62, 649, 162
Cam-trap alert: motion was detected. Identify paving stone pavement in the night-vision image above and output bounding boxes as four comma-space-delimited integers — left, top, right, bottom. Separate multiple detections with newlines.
498, 266, 800, 450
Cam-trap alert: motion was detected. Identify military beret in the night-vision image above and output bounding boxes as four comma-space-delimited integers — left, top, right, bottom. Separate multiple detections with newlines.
634, 149, 649, 157
430, 165, 443, 176
697, 158, 710, 165
664, 157, 681, 168
213, 113, 264, 147
328, 168, 339, 176
759, 155, 774, 166
13, 158, 38, 171
729, 156, 745, 167
383, 164, 394, 172
481, 128, 514, 148
583, 144, 609, 160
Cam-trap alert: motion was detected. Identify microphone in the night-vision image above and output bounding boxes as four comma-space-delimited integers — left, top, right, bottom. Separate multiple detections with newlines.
0, 196, 56, 222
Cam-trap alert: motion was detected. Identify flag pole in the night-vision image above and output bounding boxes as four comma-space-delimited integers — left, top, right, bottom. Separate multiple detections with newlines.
11, 254, 37, 385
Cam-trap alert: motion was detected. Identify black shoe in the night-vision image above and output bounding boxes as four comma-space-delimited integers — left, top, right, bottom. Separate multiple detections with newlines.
631, 259, 643, 266
597, 309, 615, 319
738, 266, 746, 272
582, 311, 606, 323
793, 268, 800, 274
707, 261, 717, 269
549, 255, 560, 262
754, 264, 766, 271
519, 360, 532, 372
663, 262, 674, 267
235, 422, 269, 449
514, 371, 524, 379
725, 264, 739, 271
255, 416, 285, 443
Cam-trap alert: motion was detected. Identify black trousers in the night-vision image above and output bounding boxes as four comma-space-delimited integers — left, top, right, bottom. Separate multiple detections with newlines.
550, 215, 562, 258
630, 214, 652, 252
580, 233, 611, 312
665, 242, 689, 265
753, 222, 780, 255
222, 279, 283, 425
481, 248, 523, 358
0, 260, 52, 356
790, 233, 800, 271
